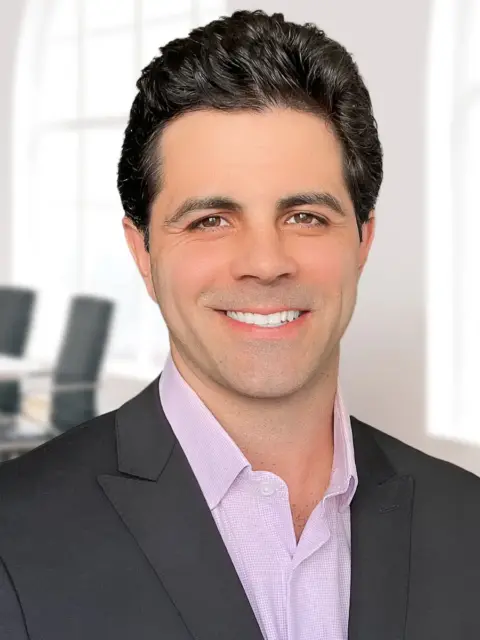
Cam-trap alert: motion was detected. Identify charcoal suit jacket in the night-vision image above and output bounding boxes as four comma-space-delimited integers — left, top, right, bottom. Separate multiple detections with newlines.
0, 375, 480, 639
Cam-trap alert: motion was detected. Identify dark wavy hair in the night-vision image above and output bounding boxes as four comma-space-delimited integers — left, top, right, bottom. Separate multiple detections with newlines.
117, 9, 383, 250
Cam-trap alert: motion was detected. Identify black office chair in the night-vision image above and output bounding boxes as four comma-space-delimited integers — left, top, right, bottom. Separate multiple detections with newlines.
0, 286, 36, 414
0, 294, 114, 461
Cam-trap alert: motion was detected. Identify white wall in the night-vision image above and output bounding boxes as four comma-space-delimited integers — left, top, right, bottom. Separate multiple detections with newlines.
0, 0, 27, 282
2, 0, 479, 474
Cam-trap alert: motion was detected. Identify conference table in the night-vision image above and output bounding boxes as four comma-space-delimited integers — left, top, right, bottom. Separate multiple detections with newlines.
0, 354, 47, 381
0, 355, 53, 441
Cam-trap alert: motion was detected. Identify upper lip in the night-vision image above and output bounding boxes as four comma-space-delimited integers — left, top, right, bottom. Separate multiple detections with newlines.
217, 307, 308, 314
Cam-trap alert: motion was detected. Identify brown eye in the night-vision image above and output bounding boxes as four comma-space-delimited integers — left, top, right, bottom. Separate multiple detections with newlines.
201, 217, 221, 228
287, 213, 329, 226
188, 216, 227, 230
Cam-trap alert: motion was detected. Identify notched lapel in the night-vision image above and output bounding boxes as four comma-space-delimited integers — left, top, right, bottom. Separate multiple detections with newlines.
348, 420, 414, 640
98, 380, 264, 640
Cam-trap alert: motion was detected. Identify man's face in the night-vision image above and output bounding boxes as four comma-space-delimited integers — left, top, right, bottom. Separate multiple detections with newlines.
124, 108, 375, 399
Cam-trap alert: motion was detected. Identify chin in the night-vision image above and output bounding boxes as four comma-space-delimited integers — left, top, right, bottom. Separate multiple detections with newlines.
223, 372, 305, 399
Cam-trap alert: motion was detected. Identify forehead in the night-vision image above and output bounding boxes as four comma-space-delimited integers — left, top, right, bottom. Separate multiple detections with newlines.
157, 108, 349, 203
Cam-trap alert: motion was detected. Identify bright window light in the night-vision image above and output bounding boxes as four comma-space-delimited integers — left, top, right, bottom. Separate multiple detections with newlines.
426, 0, 480, 444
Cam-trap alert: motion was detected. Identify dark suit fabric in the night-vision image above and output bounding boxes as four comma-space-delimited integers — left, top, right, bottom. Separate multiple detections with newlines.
0, 377, 479, 639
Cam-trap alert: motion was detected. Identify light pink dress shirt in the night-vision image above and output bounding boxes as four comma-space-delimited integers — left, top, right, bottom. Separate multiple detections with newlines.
159, 352, 358, 640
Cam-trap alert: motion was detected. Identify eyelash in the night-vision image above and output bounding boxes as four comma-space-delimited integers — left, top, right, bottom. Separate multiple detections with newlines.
187, 212, 330, 231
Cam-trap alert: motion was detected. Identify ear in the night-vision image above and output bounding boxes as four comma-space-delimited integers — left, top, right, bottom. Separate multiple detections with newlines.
358, 213, 376, 276
122, 216, 157, 302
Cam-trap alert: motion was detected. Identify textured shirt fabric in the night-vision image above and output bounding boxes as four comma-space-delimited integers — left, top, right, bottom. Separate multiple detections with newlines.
159, 352, 359, 640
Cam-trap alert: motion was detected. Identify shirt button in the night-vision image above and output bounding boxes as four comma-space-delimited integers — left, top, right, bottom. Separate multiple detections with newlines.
260, 483, 276, 496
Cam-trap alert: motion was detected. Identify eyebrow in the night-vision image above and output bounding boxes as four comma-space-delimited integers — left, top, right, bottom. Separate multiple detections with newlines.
163, 191, 347, 227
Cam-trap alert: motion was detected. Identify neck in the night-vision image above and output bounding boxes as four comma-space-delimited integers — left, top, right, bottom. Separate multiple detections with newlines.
170, 348, 338, 499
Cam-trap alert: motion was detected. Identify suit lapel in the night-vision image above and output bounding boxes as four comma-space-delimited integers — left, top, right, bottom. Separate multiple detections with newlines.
98, 378, 264, 640
98, 377, 414, 640
348, 419, 414, 640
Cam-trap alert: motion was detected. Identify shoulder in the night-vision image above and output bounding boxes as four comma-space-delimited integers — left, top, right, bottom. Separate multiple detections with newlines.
352, 417, 480, 595
351, 416, 480, 498
0, 409, 118, 505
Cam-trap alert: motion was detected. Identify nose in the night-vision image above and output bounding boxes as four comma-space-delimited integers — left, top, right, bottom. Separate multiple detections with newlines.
229, 225, 298, 284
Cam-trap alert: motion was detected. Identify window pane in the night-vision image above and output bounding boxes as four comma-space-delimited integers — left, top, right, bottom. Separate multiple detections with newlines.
84, 0, 135, 31
84, 128, 125, 206
141, 21, 190, 67
32, 131, 79, 205
136, 295, 170, 365
39, 41, 78, 121
83, 32, 135, 117
81, 206, 133, 295
142, 0, 192, 21
81, 206, 142, 358
24, 200, 79, 362
49, 0, 78, 39
28, 132, 79, 300
27, 204, 79, 289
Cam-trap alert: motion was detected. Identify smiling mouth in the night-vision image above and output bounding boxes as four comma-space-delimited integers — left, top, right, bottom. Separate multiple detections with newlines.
217, 309, 310, 329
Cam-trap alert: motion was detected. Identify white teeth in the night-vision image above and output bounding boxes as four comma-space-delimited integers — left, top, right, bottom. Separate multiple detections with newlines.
225, 310, 302, 327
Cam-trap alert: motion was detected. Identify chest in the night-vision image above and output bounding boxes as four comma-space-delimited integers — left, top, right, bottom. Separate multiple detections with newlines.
212, 492, 351, 640
290, 498, 323, 541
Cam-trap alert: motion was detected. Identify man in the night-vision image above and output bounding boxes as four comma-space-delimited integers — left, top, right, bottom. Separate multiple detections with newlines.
0, 9, 479, 640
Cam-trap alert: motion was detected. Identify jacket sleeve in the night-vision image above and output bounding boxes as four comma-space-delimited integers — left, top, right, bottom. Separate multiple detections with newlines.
0, 556, 29, 639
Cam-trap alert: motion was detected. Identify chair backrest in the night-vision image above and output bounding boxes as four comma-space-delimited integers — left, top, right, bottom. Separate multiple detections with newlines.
51, 295, 114, 432
0, 286, 36, 413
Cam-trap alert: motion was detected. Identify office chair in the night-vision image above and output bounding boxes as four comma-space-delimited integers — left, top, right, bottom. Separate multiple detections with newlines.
0, 286, 36, 414
0, 294, 114, 462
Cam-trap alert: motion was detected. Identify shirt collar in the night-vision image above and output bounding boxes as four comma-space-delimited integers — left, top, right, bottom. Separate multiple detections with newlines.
159, 352, 358, 511
159, 353, 249, 510
331, 379, 359, 512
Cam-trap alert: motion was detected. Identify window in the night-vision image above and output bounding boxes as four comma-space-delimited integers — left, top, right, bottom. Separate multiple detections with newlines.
426, 0, 480, 444
13, 0, 226, 376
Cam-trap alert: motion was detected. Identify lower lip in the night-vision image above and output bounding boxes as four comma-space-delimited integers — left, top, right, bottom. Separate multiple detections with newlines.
217, 311, 310, 337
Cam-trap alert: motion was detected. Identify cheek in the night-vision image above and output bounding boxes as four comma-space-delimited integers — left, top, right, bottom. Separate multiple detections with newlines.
155, 242, 227, 304
302, 243, 357, 289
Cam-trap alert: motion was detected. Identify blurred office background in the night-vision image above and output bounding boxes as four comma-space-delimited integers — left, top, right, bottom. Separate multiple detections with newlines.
0, 0, 479, 472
